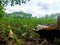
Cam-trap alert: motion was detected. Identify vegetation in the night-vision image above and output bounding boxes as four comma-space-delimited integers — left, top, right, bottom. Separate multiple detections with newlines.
0, 12, 58, 45
7, 12, 32, 18
0, 0, 30, 18
0, 0, 60, 45
0, 0, 30, 6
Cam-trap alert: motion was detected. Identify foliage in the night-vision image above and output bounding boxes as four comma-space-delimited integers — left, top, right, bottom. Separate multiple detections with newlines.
45, 13, 60, 18
0, 0, 30, 6
0, 0, 30, 18
0, 13, 58, 45
0, 3, 6, 18
1, 0, 60, 45
7, 12, 32, 18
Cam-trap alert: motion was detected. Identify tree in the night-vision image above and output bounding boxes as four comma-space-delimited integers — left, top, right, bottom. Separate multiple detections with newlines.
0, 0, 30, 6
20, 11, 32, 18
0, 0, 30, 18
0, 1, 5, 18
45, 14, 49, 18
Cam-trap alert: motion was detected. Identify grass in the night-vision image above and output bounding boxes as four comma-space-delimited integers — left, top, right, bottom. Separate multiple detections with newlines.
0, 16, 57, 45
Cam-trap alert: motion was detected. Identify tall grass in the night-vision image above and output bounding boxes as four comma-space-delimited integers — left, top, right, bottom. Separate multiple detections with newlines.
0, 16, 57, 45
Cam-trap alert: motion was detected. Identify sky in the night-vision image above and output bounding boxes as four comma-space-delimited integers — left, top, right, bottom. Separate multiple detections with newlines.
4, 0, 60, 17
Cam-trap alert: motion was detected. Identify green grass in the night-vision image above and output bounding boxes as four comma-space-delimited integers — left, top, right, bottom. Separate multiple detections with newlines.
0, 16, 57, 45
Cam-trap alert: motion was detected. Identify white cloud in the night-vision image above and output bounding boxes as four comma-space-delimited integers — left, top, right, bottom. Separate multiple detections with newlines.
5, 0, 60, 17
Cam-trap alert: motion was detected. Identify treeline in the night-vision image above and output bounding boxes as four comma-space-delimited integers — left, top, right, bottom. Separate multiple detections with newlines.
43, 13, 60, 18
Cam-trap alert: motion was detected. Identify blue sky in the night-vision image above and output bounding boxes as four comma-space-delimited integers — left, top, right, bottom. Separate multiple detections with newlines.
4, 0, 60, 17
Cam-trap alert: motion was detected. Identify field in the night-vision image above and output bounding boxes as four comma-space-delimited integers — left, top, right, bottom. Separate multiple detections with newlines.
0, 16, 60, 45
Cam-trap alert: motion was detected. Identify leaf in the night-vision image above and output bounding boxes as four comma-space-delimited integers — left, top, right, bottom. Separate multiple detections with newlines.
9, 30, 14, 38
